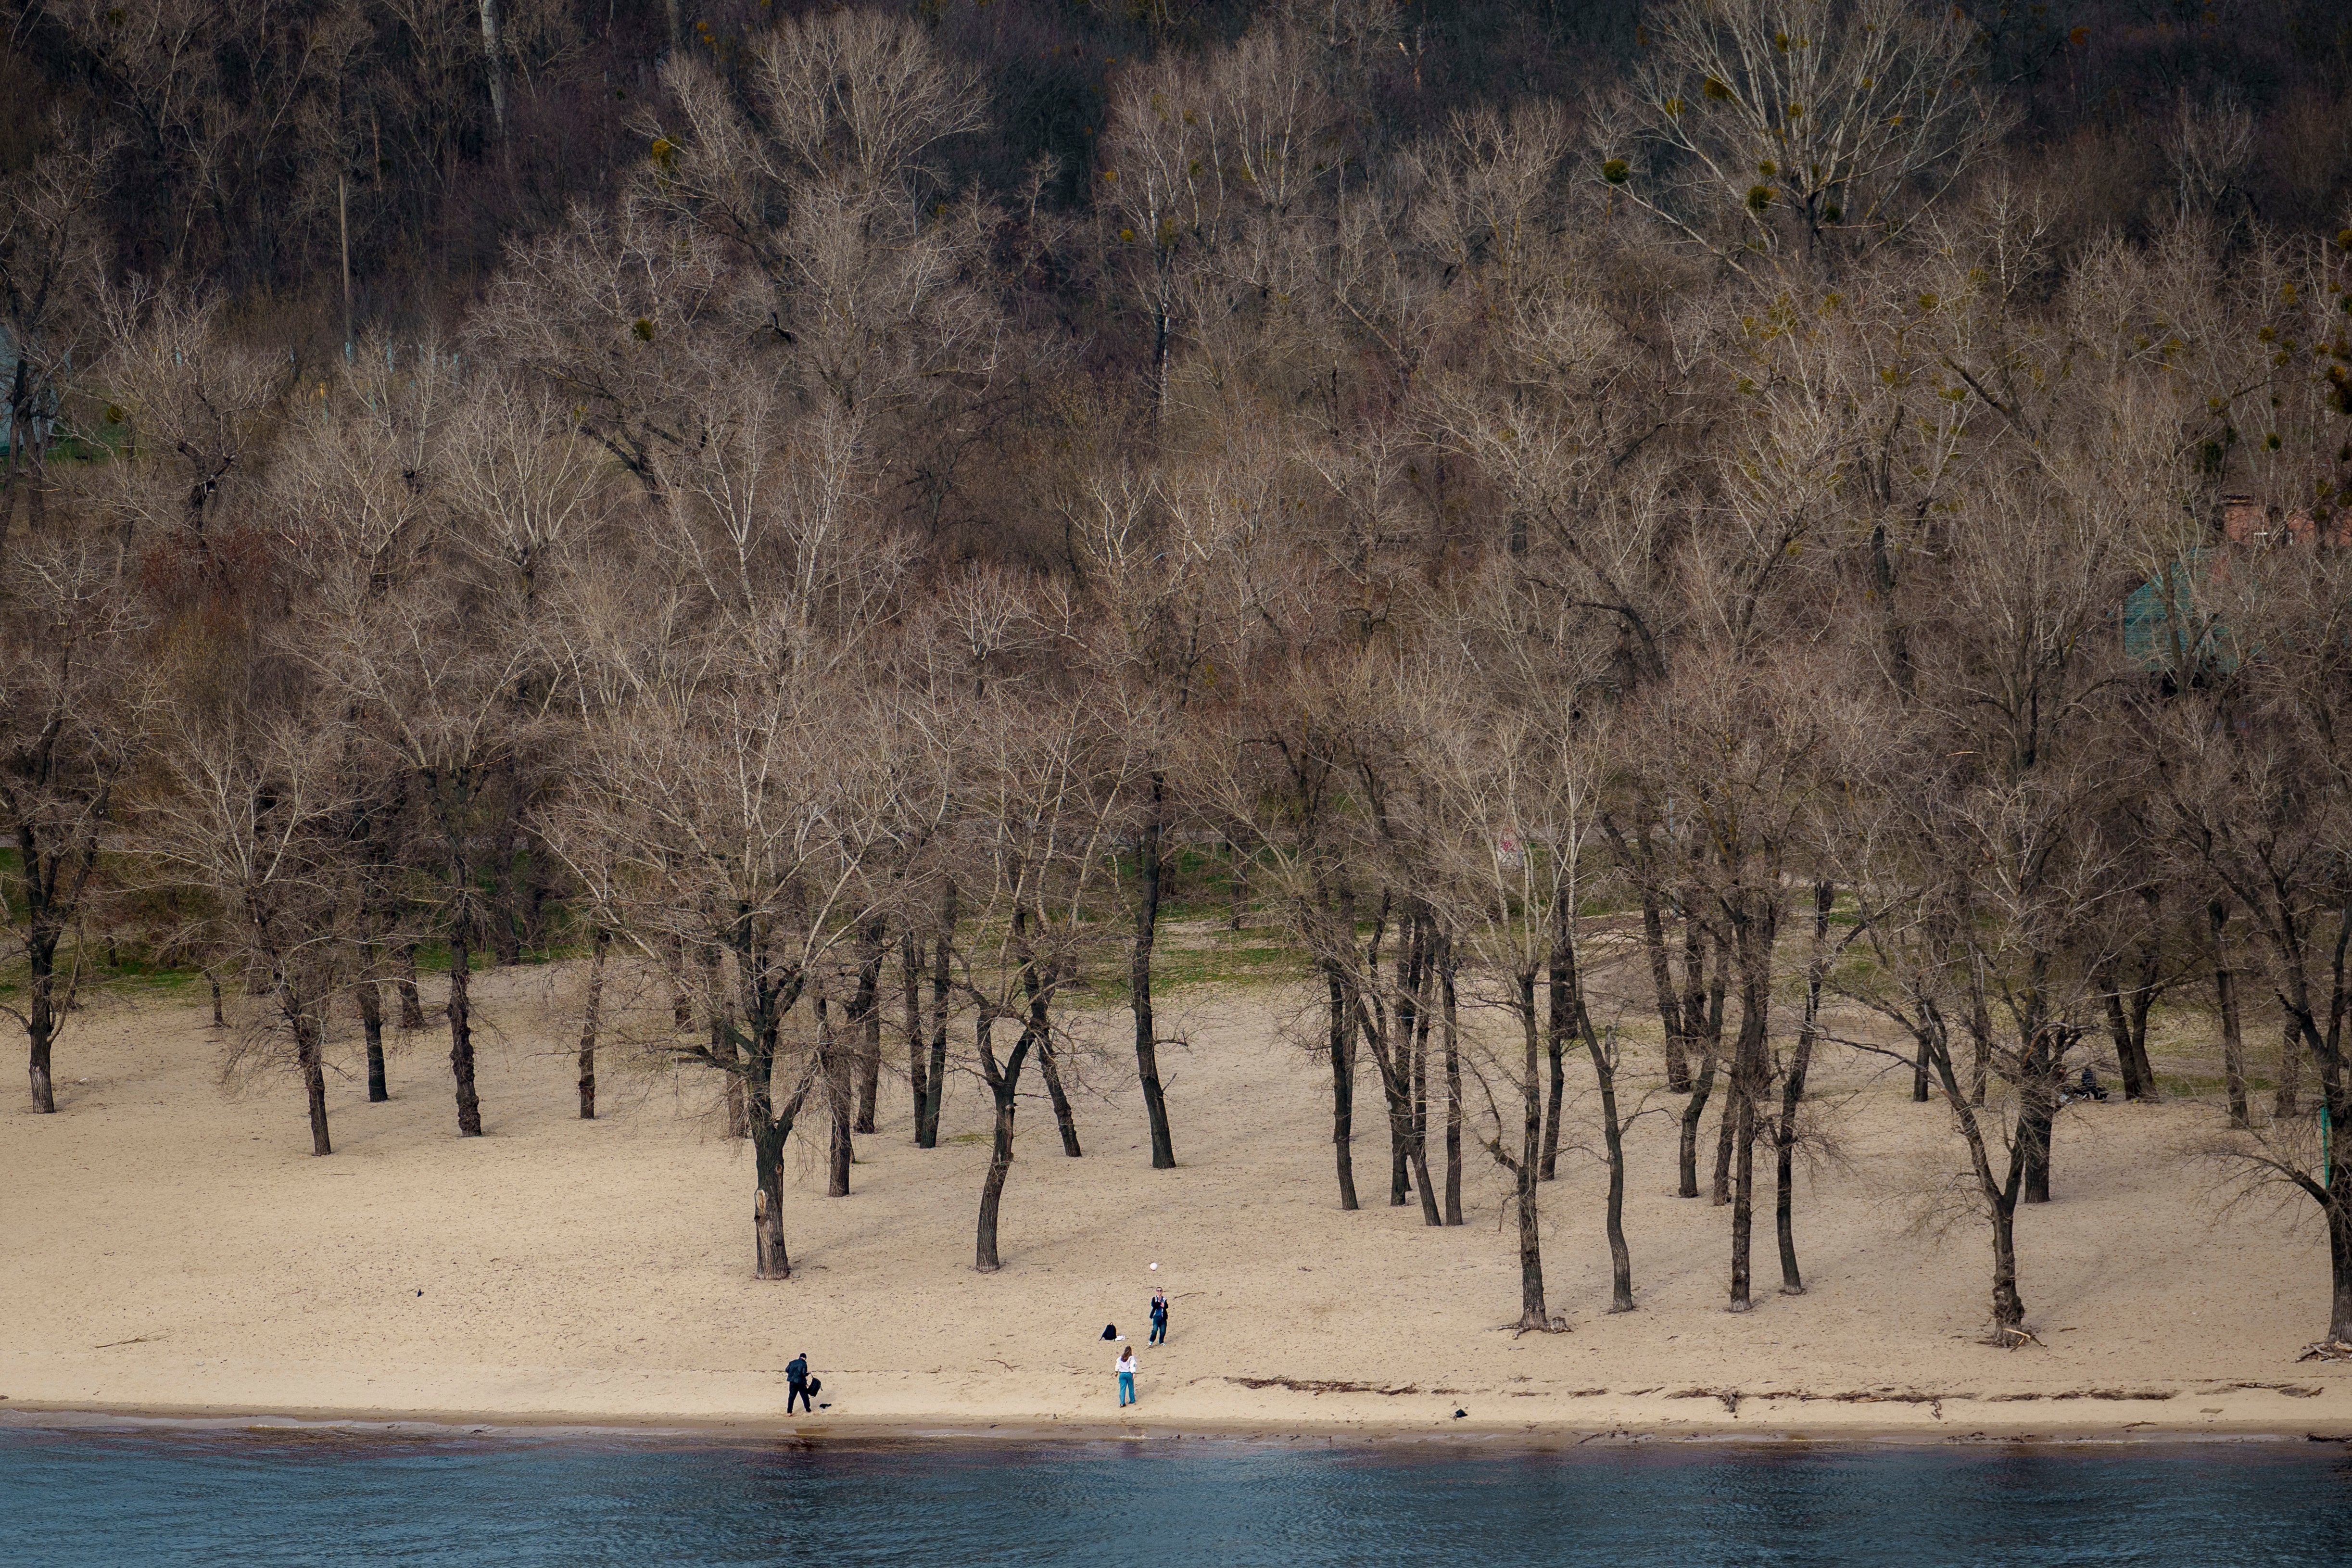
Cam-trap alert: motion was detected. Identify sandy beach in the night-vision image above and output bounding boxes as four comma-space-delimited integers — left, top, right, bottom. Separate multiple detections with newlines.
6, 957, 2349, 1445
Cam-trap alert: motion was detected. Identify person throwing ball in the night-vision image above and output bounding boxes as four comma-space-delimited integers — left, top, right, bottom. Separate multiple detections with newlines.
1149, 1286, 1169, 1345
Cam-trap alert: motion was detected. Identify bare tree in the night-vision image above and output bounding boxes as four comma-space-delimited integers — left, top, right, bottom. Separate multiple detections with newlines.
1070, 451, 1267, 1169
1098, 29, 1346, 424
142, 699, 355, 1156
1422, 670, 1624, 1322
550, 644, 930, 1275
90, 279, 285, 544
1, 528, 144, 1112
1616, 0, 2011, 273
0, 114, 118, 544
308, 373, 561, 1139
953, 684, 1129, 1271
2151, 547, 2352, 1347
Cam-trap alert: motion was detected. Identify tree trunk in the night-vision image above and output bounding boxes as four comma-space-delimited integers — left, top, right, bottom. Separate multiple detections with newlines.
2327, 1189, 2352, 1345
1679, 1041, 1719, 1200
924, 882, 955, 1146
2326, 1073, 2352, 1342
1442, 948, 1463, 1227
1541, 914, 1568, 1180
1711, 1090, 1736, 1205
1039, 1036, 1083, 1157
1582, 1013, 1635, 1312
828, 1081, 853, 1195
1370, 968, 1444, 1230
2211, 901, 2248, 1129
2124, 988, 2158, 1100
1720, 888, 1780, 1309
2017, 1025, 2064, 1206
975, 1078, 1017, 1272
1911, 1031, 1932, 1101
2020, 1112, 2053, 1203
1637, 880, 1691, 1093
578, 925, 607, 1120
210, 971, 225, 1028
1679, 929, 1727, 1198
852, 927, 884, 1135
1989, 1189, 2024, 1327
295, 1010, 332, 1157
972, 1008, 1035, 1273
1410, 963, 1432, 1195
2099, 960, 2150, 1104
753, 1118, 792, 1279
1510, 990, 1548, 1330
822, 996, 852, 1197
2121, 888, 2164, 1102
1513, 1151, 1545, 1330
1729, 1085, 1757, 1311
1967, 969, 1992, 1107
357, 978, 388, 1102
857, 991, 881, 1133
26, 933, 59, 1113
1777, 881, 1831, 1296
1726, 949, 1772, 1311
1384, 1047, 1415, 1202
478, 0, 508, 140
1405, 1122, 1442, 1226
2278, 1018, 2304, 1120
753, 1185, 790, 1279
1132, 785, 1176, 1168
1683, 915, 1714, 1094
745, 982, 816, 1280
1922, 1002, 2027, 1336
448, 929, 482, 1136
397, 945, 426, 1030
903, 932, 928, 1140
1388, 912, 1420, 1207
1326, 960, 1358, 1210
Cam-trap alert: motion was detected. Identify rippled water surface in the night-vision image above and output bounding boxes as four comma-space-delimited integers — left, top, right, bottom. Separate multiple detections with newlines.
5, 1427, 2351, 1567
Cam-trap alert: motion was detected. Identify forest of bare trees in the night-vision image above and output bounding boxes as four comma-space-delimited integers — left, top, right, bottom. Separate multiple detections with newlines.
6, 0, 2352, 1353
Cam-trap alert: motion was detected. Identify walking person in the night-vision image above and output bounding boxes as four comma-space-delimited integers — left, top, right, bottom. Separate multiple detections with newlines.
1117, 1344, 1139, 1408
786, 1351, 815, 1415
1149, 1287, 1169, 1346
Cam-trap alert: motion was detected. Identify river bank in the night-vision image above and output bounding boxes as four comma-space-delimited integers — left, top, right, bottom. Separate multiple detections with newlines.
7, 961, 2348, 1443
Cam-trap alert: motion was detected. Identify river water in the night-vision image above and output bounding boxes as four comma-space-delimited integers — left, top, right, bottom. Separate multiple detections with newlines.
4, 1426, 2349, 1566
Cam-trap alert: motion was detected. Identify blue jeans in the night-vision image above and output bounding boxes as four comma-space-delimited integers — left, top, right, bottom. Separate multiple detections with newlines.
1118, 1371, 1136, 1407
1149, 1318, 1166, 1345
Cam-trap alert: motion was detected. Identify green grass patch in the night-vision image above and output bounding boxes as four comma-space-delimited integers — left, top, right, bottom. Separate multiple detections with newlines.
1080, 931, 1311, 1003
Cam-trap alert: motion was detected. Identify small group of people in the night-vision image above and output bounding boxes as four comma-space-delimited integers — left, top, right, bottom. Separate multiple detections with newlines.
792, 1284, 1171, 1417
1106, 1286, 1171, 1409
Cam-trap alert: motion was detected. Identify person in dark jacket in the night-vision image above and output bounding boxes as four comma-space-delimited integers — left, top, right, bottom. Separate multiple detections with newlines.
1149, 1288, 1169, 1345
786, 1353, 815, 1414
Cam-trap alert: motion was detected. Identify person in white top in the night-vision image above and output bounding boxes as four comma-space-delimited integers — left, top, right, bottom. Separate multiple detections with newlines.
1116, 1346, 1139, 1408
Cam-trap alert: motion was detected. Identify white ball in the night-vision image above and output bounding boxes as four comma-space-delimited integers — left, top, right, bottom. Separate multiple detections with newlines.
1149, 1262, 1159, 1270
